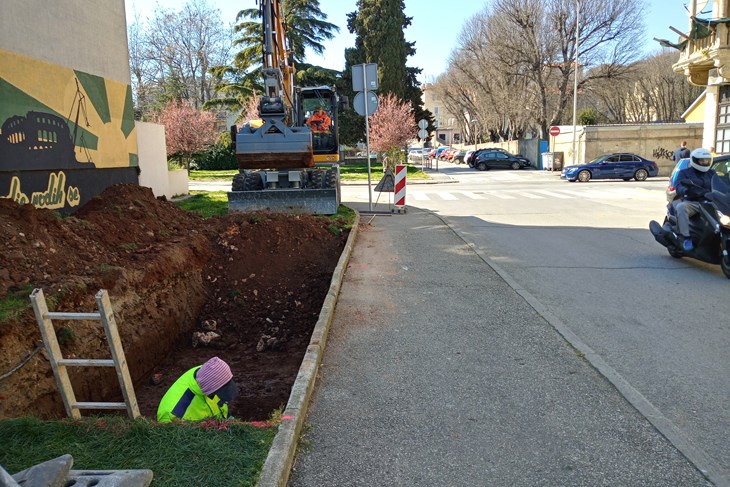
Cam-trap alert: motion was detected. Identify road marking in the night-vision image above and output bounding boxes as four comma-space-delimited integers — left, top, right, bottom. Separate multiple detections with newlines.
533, 190, 574, 199
398, 186, 664, 203
513, 191, 545, 199
459, 191, 486, 200
481, 191, 516, 200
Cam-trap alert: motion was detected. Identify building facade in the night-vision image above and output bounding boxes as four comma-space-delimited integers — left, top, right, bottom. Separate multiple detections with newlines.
421, 84, 462, 146
673, 0, 730, 153
0, 0, 139, 211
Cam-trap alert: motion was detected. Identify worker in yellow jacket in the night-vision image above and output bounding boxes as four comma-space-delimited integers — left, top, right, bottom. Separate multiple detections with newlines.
157, 356, 237, 422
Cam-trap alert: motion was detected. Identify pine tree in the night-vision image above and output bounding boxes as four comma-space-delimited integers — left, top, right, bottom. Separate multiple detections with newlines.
208, 0, 339, 113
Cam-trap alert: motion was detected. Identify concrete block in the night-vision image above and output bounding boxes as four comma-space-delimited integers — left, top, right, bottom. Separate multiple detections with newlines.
66, 469, 153, 487
0, 465, 21, 487
11, 454, 73, 487
228, 189, 338, 214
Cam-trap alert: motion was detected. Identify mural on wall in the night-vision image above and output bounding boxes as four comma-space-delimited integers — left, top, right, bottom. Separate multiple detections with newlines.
0, 48, 138, 211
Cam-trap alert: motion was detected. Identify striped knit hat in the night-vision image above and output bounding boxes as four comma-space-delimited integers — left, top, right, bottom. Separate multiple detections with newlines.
196, 357, 233, 396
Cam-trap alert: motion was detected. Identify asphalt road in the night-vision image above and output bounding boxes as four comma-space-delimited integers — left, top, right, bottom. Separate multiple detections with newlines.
339, 162, 729, 484
288, 196, 711, 486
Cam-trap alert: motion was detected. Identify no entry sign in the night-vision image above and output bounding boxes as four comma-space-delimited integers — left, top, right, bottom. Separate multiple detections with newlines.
549, 126, 560, 137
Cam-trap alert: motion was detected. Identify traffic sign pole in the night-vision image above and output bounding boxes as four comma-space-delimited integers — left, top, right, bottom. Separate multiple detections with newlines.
363, 67, 372, 211
418, 119, 428, 171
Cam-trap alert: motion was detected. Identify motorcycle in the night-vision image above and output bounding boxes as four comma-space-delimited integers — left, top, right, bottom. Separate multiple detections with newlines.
649, 174, 730, 279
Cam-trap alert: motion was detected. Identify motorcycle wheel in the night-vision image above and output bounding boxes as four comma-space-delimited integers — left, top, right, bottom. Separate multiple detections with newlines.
720, 243, 730, 279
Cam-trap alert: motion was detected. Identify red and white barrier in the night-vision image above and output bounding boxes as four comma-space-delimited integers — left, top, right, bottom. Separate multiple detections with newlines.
395, 164, 406, 208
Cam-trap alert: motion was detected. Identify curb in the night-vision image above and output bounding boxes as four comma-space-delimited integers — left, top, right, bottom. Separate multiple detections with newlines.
255, 211, 360, 487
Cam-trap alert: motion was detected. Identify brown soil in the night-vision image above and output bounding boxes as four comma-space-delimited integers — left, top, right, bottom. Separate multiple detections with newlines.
0, 184, 348, 421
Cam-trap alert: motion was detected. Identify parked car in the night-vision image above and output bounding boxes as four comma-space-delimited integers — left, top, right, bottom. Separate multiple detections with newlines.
560, 153, 658, 182
445, 149, 459, 161
408, 148, 427, 161
467, 148, 510, 167
472, 150, 531, 171
666, 154, 730, 202
452, 150, 467, 164
438, 147, 453, 160
432, 147, 449, 159
463, 150, 476, 165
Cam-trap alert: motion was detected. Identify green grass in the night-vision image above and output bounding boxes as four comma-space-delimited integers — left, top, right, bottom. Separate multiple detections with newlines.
0, 417, 276, 487
339, 162, 429, 181
189, 170, 239, 181
0, 285, 34, 323
175, 190, 357, 226
188, 164, 430, 183
175, 191, 228, 218
330, 205, 357, 229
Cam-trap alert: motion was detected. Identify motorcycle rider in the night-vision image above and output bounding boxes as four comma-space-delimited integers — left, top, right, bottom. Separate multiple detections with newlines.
672, 147, 717, 251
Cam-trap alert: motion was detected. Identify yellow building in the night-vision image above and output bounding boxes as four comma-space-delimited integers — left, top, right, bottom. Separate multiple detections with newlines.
673, 0, 730, 153
421, 84, 462, 146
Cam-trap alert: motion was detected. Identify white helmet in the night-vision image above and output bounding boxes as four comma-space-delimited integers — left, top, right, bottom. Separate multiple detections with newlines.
690, 148, 713, 172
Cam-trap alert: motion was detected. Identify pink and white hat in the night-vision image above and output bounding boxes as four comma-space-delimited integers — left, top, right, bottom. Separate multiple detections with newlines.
196, 357, 233, 396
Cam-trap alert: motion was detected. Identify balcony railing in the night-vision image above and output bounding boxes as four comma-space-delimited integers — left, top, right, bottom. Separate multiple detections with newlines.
679, 20, 727, 62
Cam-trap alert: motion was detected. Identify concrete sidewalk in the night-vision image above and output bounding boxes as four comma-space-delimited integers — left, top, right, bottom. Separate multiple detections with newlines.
286, 206, 709, 486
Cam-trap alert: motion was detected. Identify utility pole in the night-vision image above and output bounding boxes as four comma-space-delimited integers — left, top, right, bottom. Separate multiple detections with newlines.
571, 0, 580, 165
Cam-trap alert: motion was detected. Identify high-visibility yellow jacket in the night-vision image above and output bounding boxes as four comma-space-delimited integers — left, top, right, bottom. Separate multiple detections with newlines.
157, 366, 230, 422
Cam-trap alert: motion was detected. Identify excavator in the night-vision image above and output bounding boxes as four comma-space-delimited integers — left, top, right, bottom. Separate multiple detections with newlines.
228, 0, 343, 214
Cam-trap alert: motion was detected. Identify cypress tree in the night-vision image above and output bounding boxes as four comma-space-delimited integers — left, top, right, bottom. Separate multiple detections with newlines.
339, 0, 434, 146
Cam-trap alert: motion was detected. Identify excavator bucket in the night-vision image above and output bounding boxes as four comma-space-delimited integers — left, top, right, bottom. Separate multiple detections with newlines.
235, 119, 314, 169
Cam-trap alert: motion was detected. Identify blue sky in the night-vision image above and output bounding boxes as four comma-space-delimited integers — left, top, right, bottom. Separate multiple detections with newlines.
126, 0, 693, 82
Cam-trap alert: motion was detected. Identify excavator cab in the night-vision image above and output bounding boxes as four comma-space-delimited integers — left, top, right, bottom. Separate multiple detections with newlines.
227, 0, 342, 214
298, 86, 340, 163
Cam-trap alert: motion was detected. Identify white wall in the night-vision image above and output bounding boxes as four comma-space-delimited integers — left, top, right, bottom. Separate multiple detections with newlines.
136, 121, 188, 199
0, 0, 131, 84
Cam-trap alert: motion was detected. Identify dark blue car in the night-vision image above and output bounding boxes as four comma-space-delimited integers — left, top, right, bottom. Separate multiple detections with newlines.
561, 153, 658, 182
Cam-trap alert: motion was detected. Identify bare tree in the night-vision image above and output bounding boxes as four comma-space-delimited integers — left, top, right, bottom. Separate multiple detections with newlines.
586, 49, 703, 123
434, 11, 540, 142
632, 50, 703, 122
439, 0, 645, 139
129, 0, 232, 118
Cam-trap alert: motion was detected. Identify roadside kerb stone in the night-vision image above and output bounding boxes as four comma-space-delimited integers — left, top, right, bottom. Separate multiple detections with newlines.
256, 213, 360, 487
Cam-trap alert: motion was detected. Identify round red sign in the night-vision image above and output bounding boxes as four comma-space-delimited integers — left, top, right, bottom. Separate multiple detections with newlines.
549, 126, 560, 137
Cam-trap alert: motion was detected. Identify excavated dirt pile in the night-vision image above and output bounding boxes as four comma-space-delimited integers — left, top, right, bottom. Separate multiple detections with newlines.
0, 184, 348, 421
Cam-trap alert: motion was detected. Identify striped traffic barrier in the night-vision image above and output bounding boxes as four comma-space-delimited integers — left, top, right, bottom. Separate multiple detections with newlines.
395, 164, 406, 210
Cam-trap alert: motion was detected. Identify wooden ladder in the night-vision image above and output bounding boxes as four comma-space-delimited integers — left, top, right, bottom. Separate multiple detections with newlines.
30, 288, 140, 419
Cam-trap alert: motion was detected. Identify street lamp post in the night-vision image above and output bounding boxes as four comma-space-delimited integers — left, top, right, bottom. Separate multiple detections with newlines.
571, 0, 580, 165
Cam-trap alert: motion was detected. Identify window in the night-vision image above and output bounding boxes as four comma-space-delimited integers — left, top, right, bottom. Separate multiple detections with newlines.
619, 154, 638, 162
716, 85, 730, 154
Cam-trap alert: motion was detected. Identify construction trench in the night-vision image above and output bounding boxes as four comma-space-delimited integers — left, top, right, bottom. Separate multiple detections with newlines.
0, 184, 349, 421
